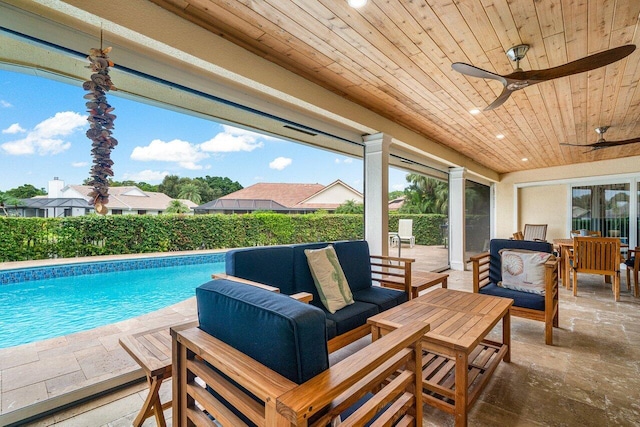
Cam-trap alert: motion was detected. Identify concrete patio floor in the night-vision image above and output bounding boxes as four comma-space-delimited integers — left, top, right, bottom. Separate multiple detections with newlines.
2, 246, 640, 426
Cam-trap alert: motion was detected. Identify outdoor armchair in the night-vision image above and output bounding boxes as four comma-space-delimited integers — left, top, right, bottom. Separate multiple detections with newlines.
471, 239, 559, 345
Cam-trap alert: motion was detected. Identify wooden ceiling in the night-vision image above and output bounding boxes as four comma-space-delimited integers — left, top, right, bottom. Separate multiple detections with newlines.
150, 0, 640, 174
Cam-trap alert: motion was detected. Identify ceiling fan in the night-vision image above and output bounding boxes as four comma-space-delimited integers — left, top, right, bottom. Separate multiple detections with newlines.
560, 126, 640, 152
452, 44, 636, 111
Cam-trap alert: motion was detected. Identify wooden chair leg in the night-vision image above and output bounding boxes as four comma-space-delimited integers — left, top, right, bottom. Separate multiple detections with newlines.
614, 274, 620, 302
134, 376, 165, 427
572, 270, 578, 296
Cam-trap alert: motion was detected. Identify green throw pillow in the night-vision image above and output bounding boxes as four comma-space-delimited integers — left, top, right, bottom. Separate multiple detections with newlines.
305, 245, 354, 313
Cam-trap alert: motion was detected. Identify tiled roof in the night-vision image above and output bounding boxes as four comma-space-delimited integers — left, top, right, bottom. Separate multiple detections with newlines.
67, 185, 191, 211
218, 183, 326, 208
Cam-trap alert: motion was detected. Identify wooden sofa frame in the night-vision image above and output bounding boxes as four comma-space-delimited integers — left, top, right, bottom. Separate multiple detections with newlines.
172, 320, 429, 427
215, 253, 414, 353
470, 251, 559, 345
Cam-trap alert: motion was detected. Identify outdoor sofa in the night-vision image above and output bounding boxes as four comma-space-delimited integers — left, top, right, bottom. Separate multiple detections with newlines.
220, 240, 414, 352
172, 278, 429, 426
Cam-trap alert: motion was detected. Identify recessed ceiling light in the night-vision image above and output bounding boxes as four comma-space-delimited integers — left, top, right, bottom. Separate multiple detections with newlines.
348, 0, 368, 8
522, 158, 528, 162
469, 109, 481, 115
496, 134, 505, 139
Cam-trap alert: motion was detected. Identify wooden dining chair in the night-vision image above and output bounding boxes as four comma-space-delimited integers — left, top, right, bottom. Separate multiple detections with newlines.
523, 224, 548, 241
570, 230, 601, 237
625, 247, 639, 297
571, 237, 621, 301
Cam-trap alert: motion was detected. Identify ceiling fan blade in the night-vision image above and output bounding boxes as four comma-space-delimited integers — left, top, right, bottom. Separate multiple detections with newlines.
591, 136, 640, 148
451, 63, 507, 85
506, 44, 636, 82
484, 87, 514, 111
560, 142, 590, 147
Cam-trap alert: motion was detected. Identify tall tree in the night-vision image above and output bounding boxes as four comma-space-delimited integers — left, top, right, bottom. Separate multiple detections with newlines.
177, 183, 202, 204
0, 192, 21, 216
400, 174, 448, 214
6, 184, 46, 198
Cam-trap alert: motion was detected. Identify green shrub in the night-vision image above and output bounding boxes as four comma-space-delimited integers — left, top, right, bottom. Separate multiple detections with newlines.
0, 213, 448, 261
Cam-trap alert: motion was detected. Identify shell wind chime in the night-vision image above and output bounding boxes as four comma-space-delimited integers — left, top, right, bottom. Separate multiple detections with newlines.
84, 44, 118, 215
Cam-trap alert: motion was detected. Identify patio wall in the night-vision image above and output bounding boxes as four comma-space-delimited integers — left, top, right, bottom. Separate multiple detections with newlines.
496, 155, 640, 242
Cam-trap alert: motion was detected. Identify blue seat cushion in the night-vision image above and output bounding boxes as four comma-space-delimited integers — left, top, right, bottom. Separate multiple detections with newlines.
196, 279, 329, 384
352, 287, 407, 311
225, 245, 296, 295
625, 257, 636, 268
325, 318, 337, 340
479, 282, 545, 311
324, 301, 379, 336
333, 240, 373, 292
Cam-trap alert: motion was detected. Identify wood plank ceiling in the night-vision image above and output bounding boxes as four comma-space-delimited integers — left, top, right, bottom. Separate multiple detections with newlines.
150, 0, 640, 174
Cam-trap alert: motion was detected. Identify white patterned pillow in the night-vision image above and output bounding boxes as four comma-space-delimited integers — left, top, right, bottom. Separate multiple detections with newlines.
498, 249, 554, 295
305, 245, 354, 313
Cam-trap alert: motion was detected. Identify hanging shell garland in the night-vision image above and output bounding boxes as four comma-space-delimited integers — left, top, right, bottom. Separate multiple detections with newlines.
83, 46, 117, 215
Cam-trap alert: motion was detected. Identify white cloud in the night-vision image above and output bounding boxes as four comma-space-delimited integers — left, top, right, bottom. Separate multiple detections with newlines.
0, 111, 86, 155
72, 161, 88, 167
131, 139, 208, 170
335, 157, 354, 164
269, 157, 292, 170
392, 183, 407, 191
122, 169, 170, 182
2, 123, 25, 134
0, 100, 11, 108
200, 130, 264, 153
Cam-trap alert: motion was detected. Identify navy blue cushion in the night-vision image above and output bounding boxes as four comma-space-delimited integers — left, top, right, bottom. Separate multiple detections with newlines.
333, 240, 373, 292
352, 287, 407, 311
196, 279, 329, 384
225, 245, 296, 295
489, 239, 553, 285
325, 318, 337, 340
479, 282, 545, 311
625, 257, 636, 268
291, 242, 331, 300
324, 301, 379, 336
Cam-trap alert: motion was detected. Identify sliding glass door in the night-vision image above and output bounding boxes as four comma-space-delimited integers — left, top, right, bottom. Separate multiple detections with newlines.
571, 183, 630, 243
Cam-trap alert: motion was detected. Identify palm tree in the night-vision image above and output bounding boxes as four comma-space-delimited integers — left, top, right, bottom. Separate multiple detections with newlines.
177, 183, 202, 204
400, 174, 448, 214
165, 200, 190, 214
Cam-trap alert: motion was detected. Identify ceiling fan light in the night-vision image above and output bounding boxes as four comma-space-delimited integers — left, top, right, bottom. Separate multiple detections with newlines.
347, 0, 368, 8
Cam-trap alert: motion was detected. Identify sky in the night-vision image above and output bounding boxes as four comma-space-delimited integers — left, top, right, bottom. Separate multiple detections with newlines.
0, 68, 409, 194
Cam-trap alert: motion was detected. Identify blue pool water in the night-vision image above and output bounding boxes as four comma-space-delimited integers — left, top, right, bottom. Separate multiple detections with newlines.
0, 260, 225, 348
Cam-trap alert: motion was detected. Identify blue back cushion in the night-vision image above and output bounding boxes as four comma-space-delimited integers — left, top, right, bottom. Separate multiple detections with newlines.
196, 279, 329, 384
291, 242, 330, 305
489, 239, 553, 284
225, 245, 296, 295
333, 240, 373, 292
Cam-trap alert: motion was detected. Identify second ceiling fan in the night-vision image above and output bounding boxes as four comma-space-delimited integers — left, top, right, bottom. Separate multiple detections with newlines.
560, 127, 640, 152
452, 44, 636, 111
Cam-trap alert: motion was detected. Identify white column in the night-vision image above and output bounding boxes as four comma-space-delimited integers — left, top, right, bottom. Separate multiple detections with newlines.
363, 133, 391, 256
449, 167, 466, 270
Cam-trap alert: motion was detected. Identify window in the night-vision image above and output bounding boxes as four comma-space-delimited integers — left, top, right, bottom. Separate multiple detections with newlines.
138, 210, 147, 215
112, 209, 123, 215
572, 183, 629, 242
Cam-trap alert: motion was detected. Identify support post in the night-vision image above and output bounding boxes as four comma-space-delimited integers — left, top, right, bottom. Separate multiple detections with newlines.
449, 167, 466, 270
364, 133, 391, 256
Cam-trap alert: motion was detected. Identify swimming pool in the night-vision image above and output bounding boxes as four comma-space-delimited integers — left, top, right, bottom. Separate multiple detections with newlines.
0, 254, 225, 348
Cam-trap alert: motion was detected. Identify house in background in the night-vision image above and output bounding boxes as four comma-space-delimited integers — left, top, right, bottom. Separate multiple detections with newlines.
13, 178, 197, 217
195, 180, 362, 214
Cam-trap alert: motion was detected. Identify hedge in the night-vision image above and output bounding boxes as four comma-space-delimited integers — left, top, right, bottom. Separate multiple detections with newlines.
0, 213, 448, 262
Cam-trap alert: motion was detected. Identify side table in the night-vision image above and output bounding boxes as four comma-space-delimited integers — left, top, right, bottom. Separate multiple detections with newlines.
120, 320, 197, 427
379, 270, 448, 299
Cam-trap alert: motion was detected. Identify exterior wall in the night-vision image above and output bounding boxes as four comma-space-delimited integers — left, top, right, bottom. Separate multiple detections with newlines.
306, 185, 363, 204
518, 185, 567, 241
496, 155, 640, 240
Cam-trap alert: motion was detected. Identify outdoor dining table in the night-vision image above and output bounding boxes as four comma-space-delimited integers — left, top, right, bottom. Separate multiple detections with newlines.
553, 238, 629, 289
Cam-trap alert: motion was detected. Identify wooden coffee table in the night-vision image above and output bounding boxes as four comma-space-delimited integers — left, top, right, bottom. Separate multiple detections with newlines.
368, 288, 512, 427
